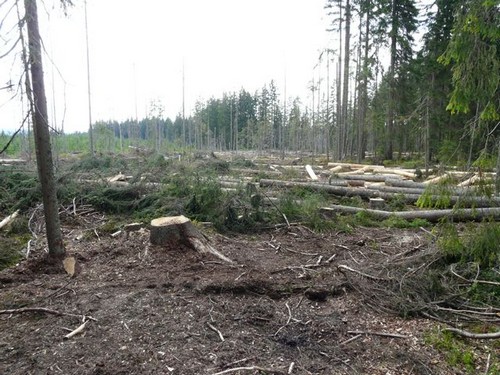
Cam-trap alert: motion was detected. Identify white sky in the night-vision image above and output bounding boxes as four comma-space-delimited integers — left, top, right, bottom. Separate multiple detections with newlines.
0, 0, 332, 133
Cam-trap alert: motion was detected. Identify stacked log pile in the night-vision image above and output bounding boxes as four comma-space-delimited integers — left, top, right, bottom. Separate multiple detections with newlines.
257, 162, 500, 222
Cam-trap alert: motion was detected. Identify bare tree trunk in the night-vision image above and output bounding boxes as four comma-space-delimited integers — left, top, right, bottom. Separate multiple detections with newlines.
385, 0, 397, 161
84, 0, 94, 156
341, 0, 351, 162
336, 0, 343, 161
496, 138, 500, 195
24, 0, 65, 257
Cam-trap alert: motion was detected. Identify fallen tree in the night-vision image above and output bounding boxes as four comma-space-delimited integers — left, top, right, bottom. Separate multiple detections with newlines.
0, 210, 19, 231
320, 205, 500, 222
259, 179, 500, 207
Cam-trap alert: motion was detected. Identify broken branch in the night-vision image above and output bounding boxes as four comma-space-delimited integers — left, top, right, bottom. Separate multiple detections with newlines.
443, 327, 500, 339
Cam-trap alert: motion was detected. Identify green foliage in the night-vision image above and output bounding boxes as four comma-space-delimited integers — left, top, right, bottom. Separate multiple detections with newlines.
0, 170, 40, 212
439, 0, 500, 120
463, 221, 500, 268
437, 139, 465, 165
416, 184, 453, 209
387, 194, 408, 211
472, 152, 497, 170
0, 132, 23, 156
437, 222, 466, 260
354, 210, 378, 226
278, 192, 336, 232
0, 216, 30, 270
70, 154, 128, 173
0, 237, 23, 270
87, 185, 144, 214
438, 221, 500, 268
436, 221, 500, 306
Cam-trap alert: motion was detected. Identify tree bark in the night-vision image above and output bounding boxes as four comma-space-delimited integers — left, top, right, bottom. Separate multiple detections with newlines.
24, 0, 64, 257
385, 0, 397, 161
341, 0, 351, 161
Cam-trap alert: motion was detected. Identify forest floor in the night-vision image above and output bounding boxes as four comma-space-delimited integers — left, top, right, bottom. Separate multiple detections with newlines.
0, 219, 496, 375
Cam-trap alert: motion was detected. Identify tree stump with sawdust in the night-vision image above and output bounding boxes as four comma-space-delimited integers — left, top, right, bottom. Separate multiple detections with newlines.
150, 216, 233, 264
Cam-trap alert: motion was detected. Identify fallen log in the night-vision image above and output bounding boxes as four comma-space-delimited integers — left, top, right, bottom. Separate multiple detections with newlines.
327, 162, 385, 169
320, 205, 500, 222
373, 168, 416, 179
150, 216, 234, 264
374, 182, 480, 196
329, 165, 344, 173
305, 164, 319, 180
333, 174, 404, 182
424, 174, 452, 185
260, 179, 500, 207
0, 158, 26, 164
385, 179, 428, 189
0, 209, 19, 231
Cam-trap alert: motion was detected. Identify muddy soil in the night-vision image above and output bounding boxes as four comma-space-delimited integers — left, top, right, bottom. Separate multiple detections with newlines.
0, 221, 489, 374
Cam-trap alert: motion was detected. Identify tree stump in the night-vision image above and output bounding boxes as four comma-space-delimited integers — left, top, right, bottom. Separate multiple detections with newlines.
150, 216, 234, 264
369, 198, 385, 210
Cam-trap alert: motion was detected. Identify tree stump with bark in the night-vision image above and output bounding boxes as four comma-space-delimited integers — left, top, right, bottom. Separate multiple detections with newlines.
150, 216, 233, 264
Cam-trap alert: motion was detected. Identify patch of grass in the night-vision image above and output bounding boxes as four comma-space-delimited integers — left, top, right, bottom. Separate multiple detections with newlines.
278, 192, 336, 232
0, 215, 31, 270
0, 237, 23, 270
381, 216, 431, 229
387, 194, 407, 211
424, 329, 477, 373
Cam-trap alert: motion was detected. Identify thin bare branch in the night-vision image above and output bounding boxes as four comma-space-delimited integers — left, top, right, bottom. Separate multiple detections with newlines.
0, 36, 20, 59
443, 327, 500, 340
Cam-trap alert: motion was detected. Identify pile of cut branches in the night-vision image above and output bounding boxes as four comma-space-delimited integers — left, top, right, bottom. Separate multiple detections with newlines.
337, 234, 500, 329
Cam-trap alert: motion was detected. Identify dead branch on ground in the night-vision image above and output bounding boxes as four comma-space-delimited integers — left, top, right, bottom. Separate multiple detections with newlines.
443, 327, 500, 339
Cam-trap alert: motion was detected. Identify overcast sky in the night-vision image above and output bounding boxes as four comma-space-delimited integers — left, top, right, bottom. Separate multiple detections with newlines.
0, 0, 332, 133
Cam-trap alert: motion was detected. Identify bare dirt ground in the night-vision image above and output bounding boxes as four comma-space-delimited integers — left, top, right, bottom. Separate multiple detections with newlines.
3, 211, 490, 375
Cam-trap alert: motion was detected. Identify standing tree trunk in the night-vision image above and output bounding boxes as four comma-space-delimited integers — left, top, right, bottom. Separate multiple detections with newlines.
496, 138, 500, 195
341, 0, 351, 161
24, 0, 65, 257
385, 0, 397, 161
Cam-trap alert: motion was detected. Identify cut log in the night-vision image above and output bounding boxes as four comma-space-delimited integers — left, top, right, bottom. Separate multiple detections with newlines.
339, 174, 403, 182
150, 216, 233, 264
457, 174, 483, 187
321, 205, 500, 222
305, 165, 318, 181
369, 198, 385, 210
373, 168, 416, 179
329, 165, 344, 173
385, 179, 427, 189
259, 179, 500, 207
0, 158, 26, 164
0, 209, 19, 231
327, 162, 385, 169
107, 173, 127, 183
424, 174, 452, 185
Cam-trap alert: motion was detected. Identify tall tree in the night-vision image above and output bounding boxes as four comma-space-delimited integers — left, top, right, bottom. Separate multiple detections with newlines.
341, 0, 352, 160
439, 0, 499, 188
439, 0, 499, 121
24, 0, 65, 257
384, 0, 418, 160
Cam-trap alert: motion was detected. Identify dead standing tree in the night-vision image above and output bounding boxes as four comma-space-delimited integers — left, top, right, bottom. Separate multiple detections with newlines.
23, 0, 65, 257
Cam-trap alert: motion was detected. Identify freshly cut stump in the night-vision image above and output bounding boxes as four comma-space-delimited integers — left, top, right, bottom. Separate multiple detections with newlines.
150, 216, 233, 264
